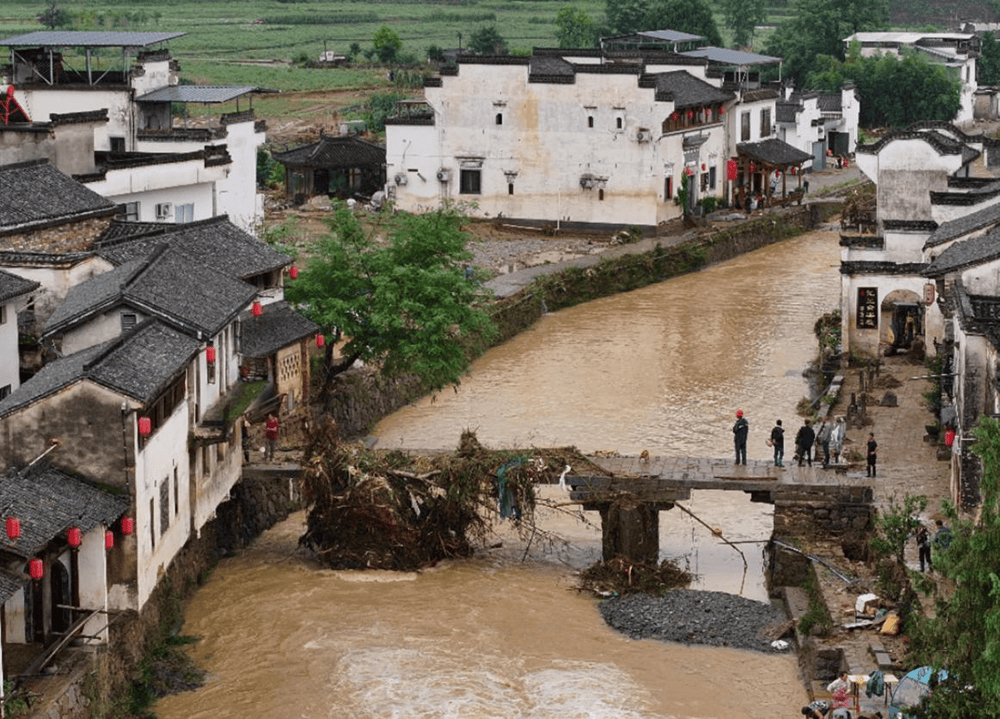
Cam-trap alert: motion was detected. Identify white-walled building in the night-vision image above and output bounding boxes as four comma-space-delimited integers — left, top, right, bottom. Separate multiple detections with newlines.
777, 86, 860, 170
0, 32, 266, 231
0, 269, 38, 399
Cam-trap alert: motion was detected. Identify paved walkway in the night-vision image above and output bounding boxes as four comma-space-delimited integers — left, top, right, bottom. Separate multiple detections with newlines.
484, 164, 863, 298
808, 354, 949, 711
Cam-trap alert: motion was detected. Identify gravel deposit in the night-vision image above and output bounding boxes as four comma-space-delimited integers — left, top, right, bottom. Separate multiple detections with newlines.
599, 589, 790, 653
467, 237, 603, 273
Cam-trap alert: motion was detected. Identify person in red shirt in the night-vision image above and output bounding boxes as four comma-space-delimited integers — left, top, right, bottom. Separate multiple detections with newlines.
265, 413, 279, 462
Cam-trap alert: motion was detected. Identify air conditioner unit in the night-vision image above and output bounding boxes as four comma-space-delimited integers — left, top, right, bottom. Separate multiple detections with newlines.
155, 202, 172, 219
636, 129, 652, 143
436, 168, 451, 182
393, 173, 408, 186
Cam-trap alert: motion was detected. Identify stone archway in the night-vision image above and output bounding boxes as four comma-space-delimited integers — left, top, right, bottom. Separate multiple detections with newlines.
880, 288, 922, 351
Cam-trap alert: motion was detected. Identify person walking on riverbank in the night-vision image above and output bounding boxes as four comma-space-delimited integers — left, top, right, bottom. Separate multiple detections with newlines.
770, 419, 785, 467
867, 432, 878, 477
796, 419, 815, 467
733, 410, 749, 465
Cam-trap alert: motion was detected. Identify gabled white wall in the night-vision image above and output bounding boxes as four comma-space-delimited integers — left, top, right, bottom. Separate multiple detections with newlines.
0, 256, 113, 328
0, 298, 23, 393
8, 86, 134, 152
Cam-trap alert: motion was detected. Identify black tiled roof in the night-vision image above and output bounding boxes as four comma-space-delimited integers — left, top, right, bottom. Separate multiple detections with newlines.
646, 70, 733, 108
272, 136, 386, 170
818, 94, 842, 112
776, 101, 800, 123
528, 55, 575, 82
737, 138, 813, 166
95, 215, 290, 280
0, 160, 116, 233
240, 301, 319, 358
924, 228, 1000, 276
43, 245, 256, 338
0, 466, 129, 559
0, 319, 199, 417
925, 201, 1000, 248
0, 268, 39, 303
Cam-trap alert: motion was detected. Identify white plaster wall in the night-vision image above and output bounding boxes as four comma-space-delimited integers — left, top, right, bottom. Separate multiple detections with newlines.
61, 308, 148, 355
132, 58, 177, 97
389, 63, 728, 226
0, 299, 21, 392
930, 194, 1000, 227
10, 87, 134, 151
94, 183, 215, 225
85, 159, 222, 204
881, 230, 931, 263
191, 437, 242, 532
130, 402, 191, 611
960, 257, 1000, 295
4, 588, 26, 643
841, 273, 934, 358
0, 256, 112, 328
76, 526, 110, 643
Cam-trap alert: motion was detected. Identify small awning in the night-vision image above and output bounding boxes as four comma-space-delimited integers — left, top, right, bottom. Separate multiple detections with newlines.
737, 138, 813, 168
135, 85, 259, 104
681, 47, 783, 67
0, 31, 185, 48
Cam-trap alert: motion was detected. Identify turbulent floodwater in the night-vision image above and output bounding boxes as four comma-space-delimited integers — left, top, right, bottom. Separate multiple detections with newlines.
157, 227, 841, 719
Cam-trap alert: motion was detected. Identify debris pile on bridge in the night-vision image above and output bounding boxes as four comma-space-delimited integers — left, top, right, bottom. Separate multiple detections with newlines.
299, 426, 604, 570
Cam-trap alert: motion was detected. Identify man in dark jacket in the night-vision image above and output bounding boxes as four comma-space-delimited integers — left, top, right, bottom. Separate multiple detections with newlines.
733, 410, 749, 465
770, 419, 785, 467
796, 419, 815, 467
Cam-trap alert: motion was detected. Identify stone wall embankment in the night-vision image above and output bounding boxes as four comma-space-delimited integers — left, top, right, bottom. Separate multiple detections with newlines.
27, 475, 301, 719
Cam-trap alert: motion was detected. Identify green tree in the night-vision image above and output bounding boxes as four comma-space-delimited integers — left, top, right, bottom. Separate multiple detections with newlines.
907, 416, 1000, 717
806, 45, 960, 128
372, 25, 403, 64
869, 493, 928, 565
468, 25, 508, 55
360, 91, 408, 133
643, 0, 722, 48
764, 0, 889, 85
980, 32, 1000, 86
556, 7, 597, 48
720, 0, 766, 48
605, 0, 649, 35
37, 1, 68, 29
284, 204, 496, 397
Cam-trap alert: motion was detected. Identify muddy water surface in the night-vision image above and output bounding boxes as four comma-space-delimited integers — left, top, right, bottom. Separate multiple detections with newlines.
157, 228, 840, 718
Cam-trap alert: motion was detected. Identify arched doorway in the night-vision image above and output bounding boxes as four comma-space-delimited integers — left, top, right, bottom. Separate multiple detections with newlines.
50, 560, 71, 635
881, 289, 923, 353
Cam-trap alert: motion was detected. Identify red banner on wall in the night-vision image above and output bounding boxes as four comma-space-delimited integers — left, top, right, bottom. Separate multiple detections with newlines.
726, 159, 737, 181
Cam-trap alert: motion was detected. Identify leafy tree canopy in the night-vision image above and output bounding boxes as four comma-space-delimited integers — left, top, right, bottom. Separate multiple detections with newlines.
764, 0, 889, 85
720, 0, 766, 48
37, 1, 69, 29
806, 44, 960, 128
556, 7, 598, 49
604, 0, 721, 46
906, 416, 1000, 718
468, 25, 508, 55
285, 204, 496, 396
980, 32, 1000, 86
372, 25, 403, 64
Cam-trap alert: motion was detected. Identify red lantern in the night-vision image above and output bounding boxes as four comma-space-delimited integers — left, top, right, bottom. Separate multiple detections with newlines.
749, 163, 756, 174
5, 516, 20, 540
206, 346, 216, 363
687, 110, 694, 120
105, 530, 114, 549
701, 163, 706, 172
791, 166, 797, 176
29, 559, 43, 581
945, 429, 956, 447
138, 416, 152, 436
685, 167, 694, 176
67, 526, 82, 548
670, 112, 678, 121
121, 516, 134, 535
252, 301, 262, 317
719, 105, 726, 115
316, 333, 325, 348
290, 266, 299, 279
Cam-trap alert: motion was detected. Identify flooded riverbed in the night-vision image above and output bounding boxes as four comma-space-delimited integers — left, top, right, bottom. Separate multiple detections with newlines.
157, 227, 841, 718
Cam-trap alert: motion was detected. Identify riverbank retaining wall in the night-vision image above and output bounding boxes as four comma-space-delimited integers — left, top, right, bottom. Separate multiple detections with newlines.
26, 475, 301, 719
328, 202, 843, 439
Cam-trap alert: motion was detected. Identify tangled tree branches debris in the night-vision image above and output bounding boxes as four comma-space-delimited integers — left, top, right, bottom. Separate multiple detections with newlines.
579, 555, 692, 597
840, 185, 877, 233
299, 427, 606, 570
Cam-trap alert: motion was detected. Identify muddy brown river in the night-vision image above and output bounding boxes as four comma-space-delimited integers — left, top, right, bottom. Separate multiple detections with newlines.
157, 227, 841, 718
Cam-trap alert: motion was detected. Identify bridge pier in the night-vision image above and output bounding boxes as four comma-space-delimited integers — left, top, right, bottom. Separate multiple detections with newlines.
599, 502, 662, 563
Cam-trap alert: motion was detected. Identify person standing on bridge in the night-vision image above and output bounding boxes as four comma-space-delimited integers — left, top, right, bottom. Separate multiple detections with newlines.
817, 419, 832, 468
733, 410, 749, 465
265, 413, 280, 463
769, 419, 784, 467
795, 419, 815, 467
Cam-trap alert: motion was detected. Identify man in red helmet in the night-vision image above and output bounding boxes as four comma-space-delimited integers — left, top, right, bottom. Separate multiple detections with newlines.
733, 410, 749, 465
